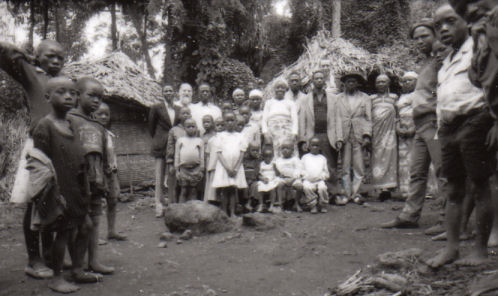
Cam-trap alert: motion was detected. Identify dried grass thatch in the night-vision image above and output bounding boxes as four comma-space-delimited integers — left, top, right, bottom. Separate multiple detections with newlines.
264, 30, 409, 98
63, 52, 162, 108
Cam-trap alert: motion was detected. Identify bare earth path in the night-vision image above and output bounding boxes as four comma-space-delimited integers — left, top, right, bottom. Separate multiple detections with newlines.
0, 197, 495, 296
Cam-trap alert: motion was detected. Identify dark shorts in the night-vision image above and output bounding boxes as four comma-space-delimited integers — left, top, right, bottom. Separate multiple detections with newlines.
439, 109, 494, 181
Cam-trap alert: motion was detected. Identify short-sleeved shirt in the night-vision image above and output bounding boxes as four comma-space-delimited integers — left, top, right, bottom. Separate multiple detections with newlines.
275, 156, 301, 179
33, 115, 88, 218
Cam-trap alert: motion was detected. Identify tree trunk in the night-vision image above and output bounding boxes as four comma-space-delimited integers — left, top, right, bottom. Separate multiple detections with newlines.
110, 1, 118, 51
28, 0, 35, 52
130, 10, 155, 79
331, 0, 341, 38
54, 4, 60, 42
42, 0, 49, 39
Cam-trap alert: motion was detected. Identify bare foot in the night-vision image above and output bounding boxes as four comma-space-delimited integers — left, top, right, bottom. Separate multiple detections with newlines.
488, 230, 498, 247
71, 270, 103, 283
49, 277, 80, 293
108, 233, 127, 241
426, 248, 459, 268
88, 262, 115, 275
455, 251, 488, 266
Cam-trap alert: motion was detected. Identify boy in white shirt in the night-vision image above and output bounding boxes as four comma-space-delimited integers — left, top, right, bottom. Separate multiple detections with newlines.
301, 137, 329, 214
274, 140, 303, 212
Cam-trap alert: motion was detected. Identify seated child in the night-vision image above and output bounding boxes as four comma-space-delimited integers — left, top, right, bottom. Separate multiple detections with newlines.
166, 106, 191, 204
174, 118, 204, 202
32, 77, 82, 293
274, 140, 303, 213
241, 144, 260, 211
256, 148, 279, 212
92, 102, 127, 241
204, 117, 224, 203
301, 137, 329, 214
212, 111, 247, 216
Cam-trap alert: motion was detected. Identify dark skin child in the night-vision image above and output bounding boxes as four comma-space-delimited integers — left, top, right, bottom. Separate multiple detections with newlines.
37, 40, 65, 76
202, 115, 214, 134
249, 95, 262, 111
214, 118, 225, 133
239, 105, 251, 124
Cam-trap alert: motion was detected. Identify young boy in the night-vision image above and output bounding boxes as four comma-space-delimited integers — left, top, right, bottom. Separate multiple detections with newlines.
241, 144, 261, 211
175, 118, 204, 202
68, 77, 114, 276
92, 103, 127, 241
166, 107, 192, 203
427, 4, 494, 268
274, 140, 303, 213
301, 137, 330, 214
1, 39, 65, 278
334, 70, 371, 205
32, 77, 82, 292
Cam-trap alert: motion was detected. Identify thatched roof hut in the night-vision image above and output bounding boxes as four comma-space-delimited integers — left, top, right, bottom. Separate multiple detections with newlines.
64, 52, 162, 189
264, 30, 409, 97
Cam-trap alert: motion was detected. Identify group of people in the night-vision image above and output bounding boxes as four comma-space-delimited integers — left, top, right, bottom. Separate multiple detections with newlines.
2, 0, 498, 293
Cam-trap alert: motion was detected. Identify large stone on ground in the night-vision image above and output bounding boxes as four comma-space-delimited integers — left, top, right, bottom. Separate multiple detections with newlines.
242, 213, 284, 231
164, 201, 233, 235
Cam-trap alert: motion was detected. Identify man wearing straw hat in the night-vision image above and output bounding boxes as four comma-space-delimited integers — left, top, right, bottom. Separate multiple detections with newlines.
382, 18, 445, 230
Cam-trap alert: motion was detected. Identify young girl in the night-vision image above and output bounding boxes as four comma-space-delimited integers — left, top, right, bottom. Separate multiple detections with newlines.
175, 118, 204, 202
92, 103, 126, 241
212, 112, 247, 216
274, 140, 303, 213
201, 115, 216, 144
256, 148, 279, 212
166, 107, 192, 203
204, 117, 224, 203
232, 88, 246, 109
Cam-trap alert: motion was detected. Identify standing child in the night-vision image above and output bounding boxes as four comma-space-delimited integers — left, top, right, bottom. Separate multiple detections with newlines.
204, 117, 224, 203
92, 102, 127, 241
247, 89, 264, 147
232, 88, 246, 110
301, 137, 330, 213
274, 140, 303, 213
221, 101, 234, 116
241, 144, 261, 211
201, 115, 216, 144
175, 119, 204, 202
236, 114, 246, 133
256, 148, 279, 212
239, 105, 252, 125
68, 77, 115, 280
212, 112, 248, 216
32, 77, 82, 293
166, 107, 192, 203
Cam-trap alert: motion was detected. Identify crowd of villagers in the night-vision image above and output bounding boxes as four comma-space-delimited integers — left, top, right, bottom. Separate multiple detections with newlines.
2, 0, 498, 293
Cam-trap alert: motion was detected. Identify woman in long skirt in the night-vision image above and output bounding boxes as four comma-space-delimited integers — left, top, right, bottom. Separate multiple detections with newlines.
371, 74, 398, 199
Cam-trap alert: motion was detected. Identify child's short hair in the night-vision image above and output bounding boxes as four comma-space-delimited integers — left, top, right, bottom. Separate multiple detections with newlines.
76, 76, 101, 92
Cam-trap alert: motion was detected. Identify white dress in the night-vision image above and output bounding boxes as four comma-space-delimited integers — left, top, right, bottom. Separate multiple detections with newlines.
212, 131, 248, 188
257, 160, 279, 192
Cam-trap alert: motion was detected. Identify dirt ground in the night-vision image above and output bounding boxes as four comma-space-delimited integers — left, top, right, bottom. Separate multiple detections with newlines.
1, 195, 498, 296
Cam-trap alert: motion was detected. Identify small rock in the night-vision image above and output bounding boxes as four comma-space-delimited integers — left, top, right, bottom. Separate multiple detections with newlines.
179, 229, 193, 240
282, 231, 292, 238
160, 232, 174, 241
157, 241, 168, 248
176, 239, 183, 245
242, 213, 284, 231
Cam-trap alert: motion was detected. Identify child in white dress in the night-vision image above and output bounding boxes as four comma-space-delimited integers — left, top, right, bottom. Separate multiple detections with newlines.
204, 117, 224, 203
212, 112, 247, 216
274, 140, 303, 213
256, 148, 279, 212
301, 137, 329, 214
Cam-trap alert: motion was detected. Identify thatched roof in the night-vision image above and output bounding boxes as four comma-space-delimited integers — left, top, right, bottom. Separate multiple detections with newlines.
63, 52, 161, 108
264, 30, 409, 97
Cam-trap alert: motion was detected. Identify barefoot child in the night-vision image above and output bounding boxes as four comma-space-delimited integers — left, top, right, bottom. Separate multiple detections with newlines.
241, 144, 261, 211
274, 140, 303, 213
212, 111, 247, 216
166, 107, 192, 203
301, 137, 330, 214
175, 118, 204, 202
92, 103, 127, 241
256, 148, 279, 212
32, 77, 81, 293
69, 77, 115, 277
204, 117, 224, 203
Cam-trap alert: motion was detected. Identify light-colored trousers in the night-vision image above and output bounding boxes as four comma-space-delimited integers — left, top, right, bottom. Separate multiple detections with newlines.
341, 139, 365, 198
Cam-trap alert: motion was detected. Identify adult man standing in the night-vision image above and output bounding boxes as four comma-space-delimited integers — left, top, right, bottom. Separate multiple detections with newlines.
190, 82, 222, 135
296, 70, 341, 196
149, 83, 178, 217
285, 71, 306, 102
381, 19, 444, 230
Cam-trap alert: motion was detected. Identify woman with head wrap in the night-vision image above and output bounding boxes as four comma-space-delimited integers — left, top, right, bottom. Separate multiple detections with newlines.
262, 79, 298, 157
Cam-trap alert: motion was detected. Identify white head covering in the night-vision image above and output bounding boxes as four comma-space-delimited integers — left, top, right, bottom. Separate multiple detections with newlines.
402, 71, 418, 80
274, 78, 289, 89
249, 89, 263, 98
232, 88, 245, 97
